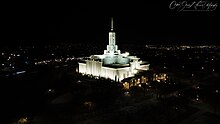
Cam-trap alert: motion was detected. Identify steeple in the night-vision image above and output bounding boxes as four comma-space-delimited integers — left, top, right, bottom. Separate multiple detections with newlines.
111, 17, 114, 31
104, 17, 120, 55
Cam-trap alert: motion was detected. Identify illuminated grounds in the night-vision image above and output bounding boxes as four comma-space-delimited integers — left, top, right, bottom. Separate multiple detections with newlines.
1, 22, 220, 123
1, 26, 220, 123
1, 43, 220, 124
1, 18, 219, 123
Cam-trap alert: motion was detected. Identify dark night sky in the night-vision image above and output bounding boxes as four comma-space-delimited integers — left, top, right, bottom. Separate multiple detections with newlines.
1, 1, 220, 45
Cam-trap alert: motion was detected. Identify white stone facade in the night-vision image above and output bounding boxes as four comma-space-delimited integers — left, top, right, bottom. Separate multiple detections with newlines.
78, 18, 150, 81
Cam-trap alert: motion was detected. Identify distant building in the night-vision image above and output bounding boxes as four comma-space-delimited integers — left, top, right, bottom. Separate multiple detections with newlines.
78, 18, 150, 81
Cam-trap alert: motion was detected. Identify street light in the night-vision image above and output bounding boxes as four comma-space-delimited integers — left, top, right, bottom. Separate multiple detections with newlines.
17, 117, 28, 124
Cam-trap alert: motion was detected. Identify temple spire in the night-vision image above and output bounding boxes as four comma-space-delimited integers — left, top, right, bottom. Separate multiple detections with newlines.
111, 17, 114, 31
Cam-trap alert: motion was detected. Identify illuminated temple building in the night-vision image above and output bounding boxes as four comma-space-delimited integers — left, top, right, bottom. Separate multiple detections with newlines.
78, 18, 150, 81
